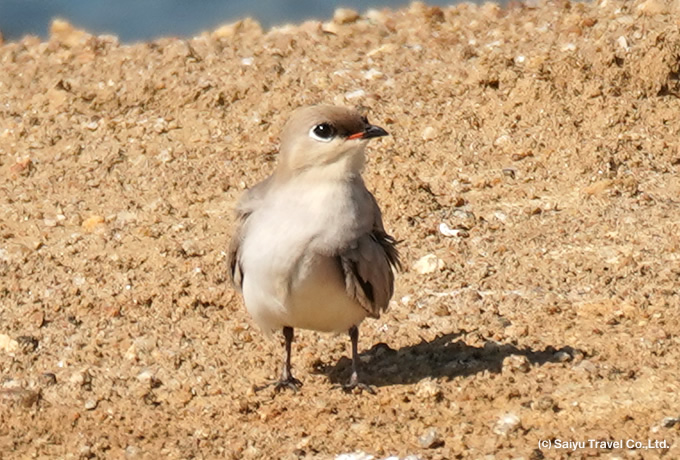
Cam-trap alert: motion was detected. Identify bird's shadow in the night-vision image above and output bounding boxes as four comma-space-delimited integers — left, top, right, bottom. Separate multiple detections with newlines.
317, 331, 583, 387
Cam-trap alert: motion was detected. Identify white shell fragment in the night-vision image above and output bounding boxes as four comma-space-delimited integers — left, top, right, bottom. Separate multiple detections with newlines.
439, 222, 469, 238
494, 413, 521, 436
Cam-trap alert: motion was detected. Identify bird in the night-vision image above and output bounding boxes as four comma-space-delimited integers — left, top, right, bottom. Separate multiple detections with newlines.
228, 105, 401, 393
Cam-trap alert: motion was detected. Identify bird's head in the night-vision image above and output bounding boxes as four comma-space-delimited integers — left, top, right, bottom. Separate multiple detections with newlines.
277, 105, 388, 178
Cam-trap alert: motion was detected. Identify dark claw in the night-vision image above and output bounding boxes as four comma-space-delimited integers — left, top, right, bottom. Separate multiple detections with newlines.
253, 326, 303, 395
334, 326, 376, 394
342, 381, 376, 395
274, 377, 303, 393
333, 374, 376, 395
254, 377, 303, 394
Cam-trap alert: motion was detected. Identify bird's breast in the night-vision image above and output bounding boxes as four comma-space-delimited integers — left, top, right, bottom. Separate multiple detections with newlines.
244, 180, 365, 261
280, 180, 369, 240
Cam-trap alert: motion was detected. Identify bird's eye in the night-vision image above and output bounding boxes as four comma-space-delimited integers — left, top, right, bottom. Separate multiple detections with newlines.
309, 123, 336, 142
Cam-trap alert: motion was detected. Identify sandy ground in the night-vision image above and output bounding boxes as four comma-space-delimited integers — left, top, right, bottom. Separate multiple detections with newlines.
1, 0, 680, 458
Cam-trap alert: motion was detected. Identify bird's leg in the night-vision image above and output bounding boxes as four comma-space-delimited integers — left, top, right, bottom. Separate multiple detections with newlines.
341, 325, 376, 394
274, 326, 302, 392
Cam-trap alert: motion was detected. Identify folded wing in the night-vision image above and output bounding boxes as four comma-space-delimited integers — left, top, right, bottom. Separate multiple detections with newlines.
227, 177, 273, 291
337, 194, 401, 318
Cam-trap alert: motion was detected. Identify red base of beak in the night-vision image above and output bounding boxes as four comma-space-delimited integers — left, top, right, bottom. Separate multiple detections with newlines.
348, 124, 389, 140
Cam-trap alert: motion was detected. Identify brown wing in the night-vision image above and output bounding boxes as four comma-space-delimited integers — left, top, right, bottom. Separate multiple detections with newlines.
227, 215, 247, 291
338, 194, 401, 318
227, 177, 273, 291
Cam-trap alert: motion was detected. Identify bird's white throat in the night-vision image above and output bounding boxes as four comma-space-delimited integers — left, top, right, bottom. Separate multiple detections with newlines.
298, 143, 366, 183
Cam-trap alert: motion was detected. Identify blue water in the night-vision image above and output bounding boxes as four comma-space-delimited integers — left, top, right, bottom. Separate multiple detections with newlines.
0, 0, 459, 43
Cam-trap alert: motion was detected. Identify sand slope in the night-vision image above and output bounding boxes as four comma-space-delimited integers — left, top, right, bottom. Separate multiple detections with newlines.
1, 1, 679, 458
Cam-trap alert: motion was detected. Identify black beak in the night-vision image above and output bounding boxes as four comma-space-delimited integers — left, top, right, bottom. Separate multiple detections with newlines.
362, 124, 389, 139
348, 124, 389, 140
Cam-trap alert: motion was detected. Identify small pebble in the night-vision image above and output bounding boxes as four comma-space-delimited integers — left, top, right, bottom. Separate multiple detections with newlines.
531, 396, 555, 411
418, 427, 443, 448
39, 373, 57, 387
335, 454, 374, 460
125, 344, 138, 361
553, 350, 572, 362
79, 444, 93, 457
50, 18, 90, 47
84, 399, 98, 410
493, 211, 508, 222
16, 336, 39, 353
82, 215, 105, 232
494, 413, 521, 436
362, 69, 384, 80
0, 334, 19, 354
137, 370, 154, 384
182, 239, 202, 257
84, 121, 99, 131
43, 217, 58, 227
574, 359, 597, 374
156, 148, 173, 163
9, 157, 33, 175
364, 9, 388, 24
415, 379, 442, 400
637, 0, 668, 15
153, 117, 168, 133
433, 303, 449, 317
503, 354, 530, 374
333, 8, 360, 24
321, 21, 341, 35
125, 446, 141, 457
661, 417, 679, 428
421, 126, 437, 141
439, 222, 469, 238
0, 387, 40, 407
211, 18, 262, 40
366, 43, 399, 57
412, 254, 445, 274
344, 89, 366, 100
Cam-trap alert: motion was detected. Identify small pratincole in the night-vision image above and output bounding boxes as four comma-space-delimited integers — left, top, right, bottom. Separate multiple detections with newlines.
228, 105, 401, 393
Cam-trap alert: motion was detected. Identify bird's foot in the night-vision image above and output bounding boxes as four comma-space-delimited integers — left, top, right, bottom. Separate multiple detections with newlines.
254, 376, 303, 394
342, 381, 376, 395
274, 376, 303, 393
334, 375, 376, 395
